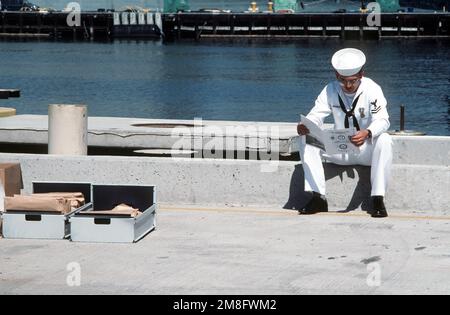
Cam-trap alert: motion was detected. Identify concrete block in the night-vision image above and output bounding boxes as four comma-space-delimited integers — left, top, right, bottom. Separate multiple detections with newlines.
0, 153, 448, 215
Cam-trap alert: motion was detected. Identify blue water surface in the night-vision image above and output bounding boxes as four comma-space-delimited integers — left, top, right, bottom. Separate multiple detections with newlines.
0, 39, 449, 135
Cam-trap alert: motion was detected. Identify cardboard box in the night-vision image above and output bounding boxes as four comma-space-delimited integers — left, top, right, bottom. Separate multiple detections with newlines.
0, 163, 23, 197
0, 163, 23, 215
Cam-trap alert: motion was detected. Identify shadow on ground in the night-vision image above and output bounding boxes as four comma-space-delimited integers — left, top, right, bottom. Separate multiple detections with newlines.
284, 163, 372, 213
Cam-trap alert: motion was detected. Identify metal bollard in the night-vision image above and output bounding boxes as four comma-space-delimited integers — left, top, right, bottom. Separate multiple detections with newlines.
48, 104, 88, 155
400, 104, 405, 132
389, 104, 426, 136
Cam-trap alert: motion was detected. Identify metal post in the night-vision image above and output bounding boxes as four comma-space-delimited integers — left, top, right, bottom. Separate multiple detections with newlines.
390, 104, 425, 136
400, 105, 405, 131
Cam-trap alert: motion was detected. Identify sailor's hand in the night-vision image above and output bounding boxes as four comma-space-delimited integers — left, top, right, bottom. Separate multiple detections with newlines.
297, 123, 310, 136
351, 129, 370, 147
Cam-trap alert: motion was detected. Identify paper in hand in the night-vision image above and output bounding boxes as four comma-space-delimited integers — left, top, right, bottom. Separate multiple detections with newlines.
300, 115, 359, 155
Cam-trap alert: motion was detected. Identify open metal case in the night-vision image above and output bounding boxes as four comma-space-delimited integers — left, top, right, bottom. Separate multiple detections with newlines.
2, 182, 92, 240
70, 185, 157, 243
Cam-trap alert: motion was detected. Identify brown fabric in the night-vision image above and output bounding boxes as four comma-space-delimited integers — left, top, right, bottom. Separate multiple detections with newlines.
80, 204, 141, 218
0, 163, 23, 197
5, 196, 72, 214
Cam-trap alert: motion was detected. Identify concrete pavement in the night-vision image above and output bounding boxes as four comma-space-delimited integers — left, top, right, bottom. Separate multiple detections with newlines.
1, 205, 450, 295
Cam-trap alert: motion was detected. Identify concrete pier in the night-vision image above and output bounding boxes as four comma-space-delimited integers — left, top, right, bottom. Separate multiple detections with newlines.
0, 115, 449, 295
0, 115, 299, 156
1, 207, 450, 295
0, 115, 448, 164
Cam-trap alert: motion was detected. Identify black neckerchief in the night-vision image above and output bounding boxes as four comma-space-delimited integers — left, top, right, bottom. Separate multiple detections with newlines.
338, 92, 363, 131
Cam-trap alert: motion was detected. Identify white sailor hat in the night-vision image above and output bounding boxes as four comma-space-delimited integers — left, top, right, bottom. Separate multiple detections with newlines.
331, 48, 366, 77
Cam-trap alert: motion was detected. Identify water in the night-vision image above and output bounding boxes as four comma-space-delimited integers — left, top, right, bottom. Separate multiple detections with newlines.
1, 0, 449, 135
1, 39, 449, 135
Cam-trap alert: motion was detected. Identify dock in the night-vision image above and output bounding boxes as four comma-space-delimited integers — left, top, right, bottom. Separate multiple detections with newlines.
0, 115, 449, 214
0, 11, 161, 40
0, 128, 449, 294
2, 206, 450, 294
163, 12, 450, 41
0, 11, 449, 41
0, 116, 449, 295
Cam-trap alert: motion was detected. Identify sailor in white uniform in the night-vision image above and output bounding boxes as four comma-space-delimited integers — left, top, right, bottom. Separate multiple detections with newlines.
297, 48, 393, 218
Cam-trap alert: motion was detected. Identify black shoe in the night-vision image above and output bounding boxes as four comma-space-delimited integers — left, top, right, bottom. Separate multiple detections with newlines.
299, 192, 328, 215
371, 196, 388, 218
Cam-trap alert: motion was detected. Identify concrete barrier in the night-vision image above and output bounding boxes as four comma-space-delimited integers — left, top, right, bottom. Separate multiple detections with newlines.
0, 153, 448, 215
0, 115, 296, 155
1, 115, 449, 165
1, 116, 448, 215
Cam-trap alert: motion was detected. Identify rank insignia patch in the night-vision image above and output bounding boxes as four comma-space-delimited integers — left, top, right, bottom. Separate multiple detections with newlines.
371, 99, 381, 114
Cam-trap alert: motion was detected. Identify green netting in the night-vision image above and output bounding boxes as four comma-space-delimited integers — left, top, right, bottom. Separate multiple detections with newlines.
377, 0, 400, 12
274, 0, 298, 12
164, 0, 190, 13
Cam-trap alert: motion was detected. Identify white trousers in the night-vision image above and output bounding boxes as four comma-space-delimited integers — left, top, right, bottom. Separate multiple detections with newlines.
299, 133, 393, 197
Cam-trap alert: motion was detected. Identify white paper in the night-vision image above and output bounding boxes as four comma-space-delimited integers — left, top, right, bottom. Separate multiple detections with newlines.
322, 128, 359, 155
301, 115, 359, 155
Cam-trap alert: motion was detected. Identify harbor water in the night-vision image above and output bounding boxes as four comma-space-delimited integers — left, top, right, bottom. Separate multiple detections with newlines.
0, 0, 449, 136
0, 39, 449, 136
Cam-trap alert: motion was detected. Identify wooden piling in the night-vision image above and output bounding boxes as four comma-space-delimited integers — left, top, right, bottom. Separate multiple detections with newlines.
230, 15, 235, 35
177, 14, 181, 40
